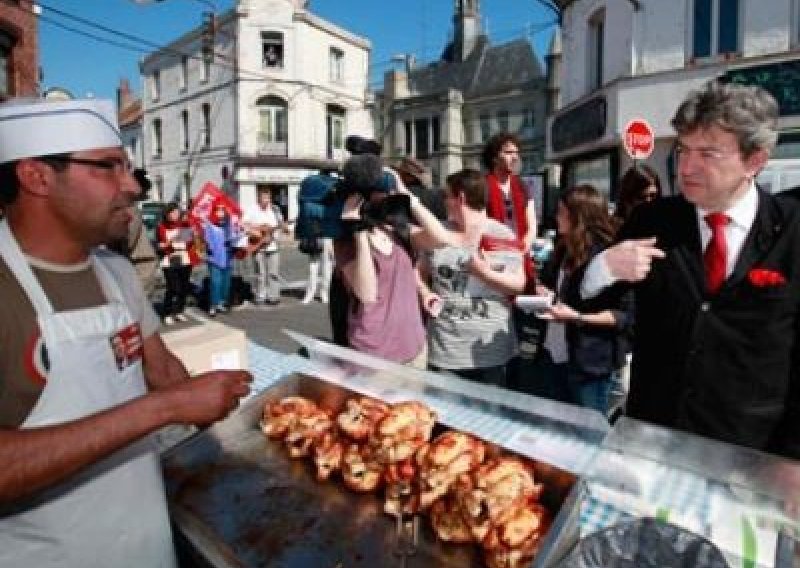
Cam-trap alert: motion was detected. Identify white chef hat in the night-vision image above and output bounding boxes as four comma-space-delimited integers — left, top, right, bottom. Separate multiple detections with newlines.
0, 98, 122, 164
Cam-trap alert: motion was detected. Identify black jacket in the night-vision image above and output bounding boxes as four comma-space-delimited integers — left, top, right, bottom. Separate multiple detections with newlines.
611, 191, 800, 458
541, 243, 634, 378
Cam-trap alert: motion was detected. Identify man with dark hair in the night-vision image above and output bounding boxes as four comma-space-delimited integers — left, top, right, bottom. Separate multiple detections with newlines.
0, 98, 252, 567
417, 169, 526, 387
481, 132, 538, 253
582, 81, 800, 457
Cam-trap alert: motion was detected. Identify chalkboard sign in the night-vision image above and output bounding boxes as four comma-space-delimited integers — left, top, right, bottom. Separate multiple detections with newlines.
723, 59, 800, 117
551, 96, 607, 153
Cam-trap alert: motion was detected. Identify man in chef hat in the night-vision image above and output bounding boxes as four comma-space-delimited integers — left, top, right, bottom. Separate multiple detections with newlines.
0, 98, 253, 568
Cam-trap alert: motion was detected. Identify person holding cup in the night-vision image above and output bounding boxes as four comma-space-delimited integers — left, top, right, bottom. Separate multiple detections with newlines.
417, 169, 526, 388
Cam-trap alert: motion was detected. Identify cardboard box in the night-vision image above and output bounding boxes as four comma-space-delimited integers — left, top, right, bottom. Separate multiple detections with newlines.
162, 322, 248, 375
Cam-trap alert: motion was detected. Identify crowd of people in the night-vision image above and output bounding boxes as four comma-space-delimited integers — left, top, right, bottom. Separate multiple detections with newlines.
1, 78, 800, 566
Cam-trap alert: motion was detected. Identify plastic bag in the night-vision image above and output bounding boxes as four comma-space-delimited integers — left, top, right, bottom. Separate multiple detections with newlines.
556, 517, 729, 568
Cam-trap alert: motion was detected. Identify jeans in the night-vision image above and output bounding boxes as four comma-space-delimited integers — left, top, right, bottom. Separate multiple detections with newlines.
209, 264, 232, 308
566, 368, 613, 416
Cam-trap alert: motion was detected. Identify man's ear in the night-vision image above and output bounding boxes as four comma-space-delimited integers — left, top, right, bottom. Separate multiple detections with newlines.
744, 148, 769, 179
16, 159, 54, 197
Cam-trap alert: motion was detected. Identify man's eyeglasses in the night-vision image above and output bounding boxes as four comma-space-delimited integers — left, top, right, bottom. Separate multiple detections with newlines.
43, 156, 134, 177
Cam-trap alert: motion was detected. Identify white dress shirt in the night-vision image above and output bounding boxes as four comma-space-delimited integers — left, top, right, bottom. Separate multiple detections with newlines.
581, 181, 760, 299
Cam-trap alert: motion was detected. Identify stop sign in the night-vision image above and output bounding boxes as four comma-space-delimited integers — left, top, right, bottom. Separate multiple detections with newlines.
623, 119, 655, 160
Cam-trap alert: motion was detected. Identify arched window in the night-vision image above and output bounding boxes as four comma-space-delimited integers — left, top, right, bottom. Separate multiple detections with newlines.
256, 95, 288, 156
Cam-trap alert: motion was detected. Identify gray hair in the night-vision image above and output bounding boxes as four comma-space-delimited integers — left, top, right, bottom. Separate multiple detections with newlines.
671, 81, 779, 156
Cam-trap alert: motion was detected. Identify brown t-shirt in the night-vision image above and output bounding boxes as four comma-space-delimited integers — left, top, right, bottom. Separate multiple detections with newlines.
0, 250, 160, 427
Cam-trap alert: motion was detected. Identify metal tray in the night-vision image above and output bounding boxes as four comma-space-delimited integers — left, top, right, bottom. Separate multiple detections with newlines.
163, 373, 584, 568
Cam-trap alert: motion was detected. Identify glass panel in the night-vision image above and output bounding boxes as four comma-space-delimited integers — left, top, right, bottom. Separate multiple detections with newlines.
262, 32, 284, 68
432, 115, 440, 152
275, 108, 287, 142
414, 118, 429, 158
693, 0, 712, 58
480, 113, 491, 141
0, 48, 8, 97
497, 109, 509, 133
718, 0, 739, 53
259, 110, 273, 141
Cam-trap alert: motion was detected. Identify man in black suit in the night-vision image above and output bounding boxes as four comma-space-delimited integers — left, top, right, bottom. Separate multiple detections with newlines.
581, 81, 800, 458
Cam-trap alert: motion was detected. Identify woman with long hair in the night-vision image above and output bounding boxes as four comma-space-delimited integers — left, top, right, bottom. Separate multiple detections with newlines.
534, 185, 633, 415
613, 164, 662, 225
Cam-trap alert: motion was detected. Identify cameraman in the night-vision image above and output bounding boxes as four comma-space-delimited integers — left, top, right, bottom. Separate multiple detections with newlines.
334, 153, 455, 368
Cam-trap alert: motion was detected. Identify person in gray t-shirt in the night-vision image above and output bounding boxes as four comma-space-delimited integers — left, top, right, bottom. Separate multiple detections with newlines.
417, 169, 526, 388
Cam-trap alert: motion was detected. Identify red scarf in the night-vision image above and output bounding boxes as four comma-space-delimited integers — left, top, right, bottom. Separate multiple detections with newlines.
485, 172, 528, 241
484, 174, 537, 293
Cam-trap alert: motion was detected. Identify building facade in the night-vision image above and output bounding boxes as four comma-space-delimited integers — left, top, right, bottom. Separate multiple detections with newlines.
0, 0, 39, 101
376, 0, 548, 188
140, 0, 372, 218
547, 0, 800, 199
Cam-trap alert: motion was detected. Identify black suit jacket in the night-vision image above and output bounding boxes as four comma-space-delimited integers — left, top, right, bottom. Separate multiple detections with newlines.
612, 191, 800, 457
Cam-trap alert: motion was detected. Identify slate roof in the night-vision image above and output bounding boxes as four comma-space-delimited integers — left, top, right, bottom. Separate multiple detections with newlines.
407, 36, 544, 99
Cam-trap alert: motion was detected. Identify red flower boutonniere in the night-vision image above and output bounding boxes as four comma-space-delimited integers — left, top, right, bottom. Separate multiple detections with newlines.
747, 268, 787, 288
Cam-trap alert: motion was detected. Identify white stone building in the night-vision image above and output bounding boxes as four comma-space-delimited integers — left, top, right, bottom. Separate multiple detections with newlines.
547, 0, 800, 199
140, 0, 372, 218
376, 0, 548, 188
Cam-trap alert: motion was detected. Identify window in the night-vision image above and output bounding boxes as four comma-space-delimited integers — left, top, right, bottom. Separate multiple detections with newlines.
518, 108, 535, 138
692, 0, 739, 59
151, 70, 161, 101
152, 118, 162, 158
414, 119, 430, 158
326, 105, 345, 159
404, 120, 412, 155
202, 55, 211, 82
0, 32, 12, 99
180, 110, 189, 153
587, 9, 605, 90
262, 32, 284, 69
329, 47, 344, 83
432, 115, 441, 152
180, 55, 189, 90
153, 175, 164, 202
201, 103, 211, 149
479, 113, 491, 142
497, 109, 510, 133
256, 95, 288, 155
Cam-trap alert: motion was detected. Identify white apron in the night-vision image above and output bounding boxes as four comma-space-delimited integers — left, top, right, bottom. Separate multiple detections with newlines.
0, 220, 177, 568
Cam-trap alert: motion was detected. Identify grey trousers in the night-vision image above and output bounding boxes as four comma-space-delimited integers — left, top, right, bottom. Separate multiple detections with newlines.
253, 249, 281, 301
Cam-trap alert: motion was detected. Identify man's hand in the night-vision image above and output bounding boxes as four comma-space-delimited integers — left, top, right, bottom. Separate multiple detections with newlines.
605, 237, 665, 282
161, 370, 253, 427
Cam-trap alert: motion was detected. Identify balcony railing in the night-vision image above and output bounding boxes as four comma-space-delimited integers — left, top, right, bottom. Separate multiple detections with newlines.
257, 134, 287, 156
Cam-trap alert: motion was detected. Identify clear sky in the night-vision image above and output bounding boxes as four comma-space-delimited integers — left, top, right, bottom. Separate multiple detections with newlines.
38, 0, 557, 102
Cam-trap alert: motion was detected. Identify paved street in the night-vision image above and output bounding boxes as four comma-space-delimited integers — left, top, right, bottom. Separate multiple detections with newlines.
172, 242, 334, 355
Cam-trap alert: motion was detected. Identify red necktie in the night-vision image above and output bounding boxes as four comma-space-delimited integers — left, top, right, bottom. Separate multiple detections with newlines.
704, 213, 729, 294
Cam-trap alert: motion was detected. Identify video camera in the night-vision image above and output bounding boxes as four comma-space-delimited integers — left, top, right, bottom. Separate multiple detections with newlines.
296, 136, 412, 240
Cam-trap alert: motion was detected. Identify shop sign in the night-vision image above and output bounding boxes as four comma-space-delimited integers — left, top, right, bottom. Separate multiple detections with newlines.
623, 119, 655, 160
724, 59, 800, 117
551, 96, 607, 153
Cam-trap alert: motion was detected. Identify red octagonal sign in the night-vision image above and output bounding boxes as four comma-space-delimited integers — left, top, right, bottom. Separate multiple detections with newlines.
623, 119, 655, 160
